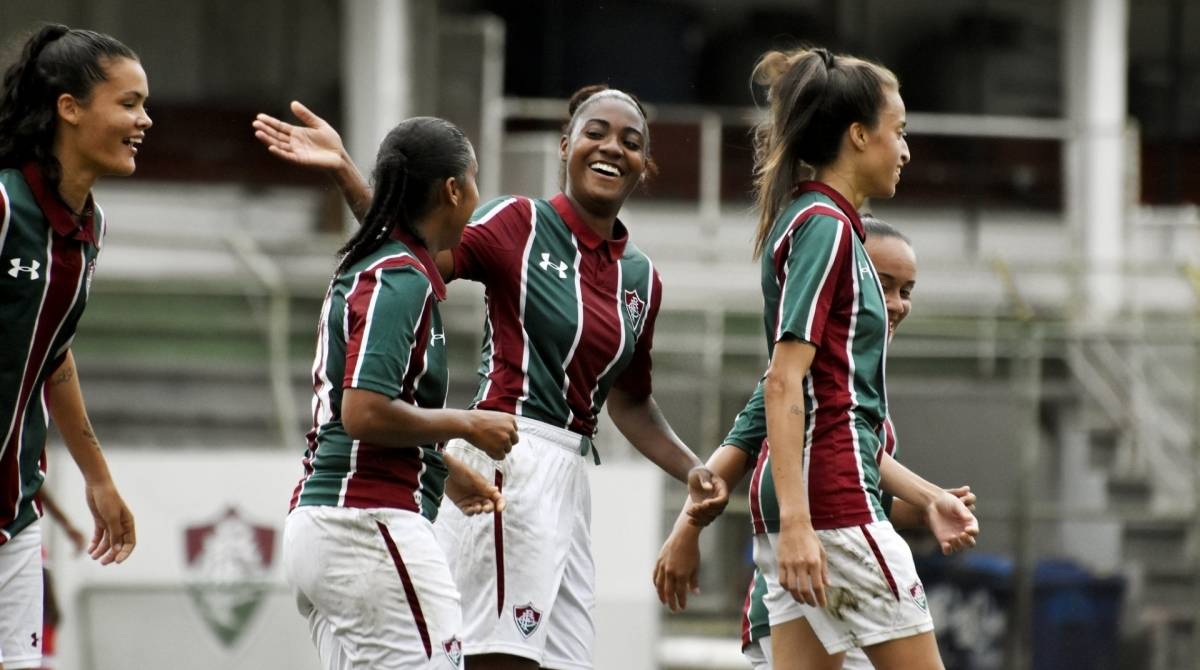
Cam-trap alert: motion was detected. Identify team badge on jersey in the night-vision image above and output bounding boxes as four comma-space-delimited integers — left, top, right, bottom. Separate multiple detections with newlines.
442, 636, 463, 667
909, 581, 928, 612
623, 289, 646, 331
513, 603, 543, 638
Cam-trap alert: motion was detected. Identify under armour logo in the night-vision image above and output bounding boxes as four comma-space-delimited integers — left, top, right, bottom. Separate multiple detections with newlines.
431, 330, 446, 345
538, 253, 569, 279
31, 631, 39, 648
8, 258, 40, 280
858, 263, 871, 278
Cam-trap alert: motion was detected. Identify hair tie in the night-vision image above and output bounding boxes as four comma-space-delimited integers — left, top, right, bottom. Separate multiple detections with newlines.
814, 48, 836, 70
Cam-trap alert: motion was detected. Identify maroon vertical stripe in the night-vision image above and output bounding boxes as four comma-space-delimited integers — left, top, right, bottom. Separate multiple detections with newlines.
860, 524, 899, 601
748, 442, 768, 535
494, 470, 505, 617
562, 252, 624, 435
740, 577, 755, 648
1, 234, 83, 531
469, 199, 535, 415
377, 521, 433, 659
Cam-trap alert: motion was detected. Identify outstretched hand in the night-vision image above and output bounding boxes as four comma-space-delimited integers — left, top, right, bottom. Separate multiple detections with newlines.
444, 454, 505, 516
252, 101, 347, 170
85, 482, 135, 565
925, 490, 979, 555
685, 466, 729, 527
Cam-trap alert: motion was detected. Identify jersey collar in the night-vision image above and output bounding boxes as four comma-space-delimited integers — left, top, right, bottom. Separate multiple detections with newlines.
390, 227, 447, 301
21, 163, 98, 246
550, 193, 629, 262
796, 181, 865, 241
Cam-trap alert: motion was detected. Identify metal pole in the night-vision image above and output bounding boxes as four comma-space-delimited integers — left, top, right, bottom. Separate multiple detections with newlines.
1186, 264, 1200, 669
1009, 321, 1042, 670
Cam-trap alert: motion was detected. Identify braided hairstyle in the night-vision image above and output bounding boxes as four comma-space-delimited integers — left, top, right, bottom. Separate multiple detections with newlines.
336, 116, 473, 275
0, 24, 137, 186
750, 46, 898, 258
559, 83, 658, 189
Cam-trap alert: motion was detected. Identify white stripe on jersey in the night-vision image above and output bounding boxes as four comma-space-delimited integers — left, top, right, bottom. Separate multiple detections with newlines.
469, 197, 518, 228
843, 244, 874, 517
640, 257, 656, 339
559, 235, 585, 429
408, 286, 435, 392
0, 182, 11, 254
588, 259, 626, 414
94, 202, 106, 251
339, 252, 417, 505
514, 202, 538, 414
3, 238, 87, 514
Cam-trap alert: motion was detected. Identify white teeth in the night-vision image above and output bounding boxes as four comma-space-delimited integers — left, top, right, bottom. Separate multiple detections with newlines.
589, 162, 620, 177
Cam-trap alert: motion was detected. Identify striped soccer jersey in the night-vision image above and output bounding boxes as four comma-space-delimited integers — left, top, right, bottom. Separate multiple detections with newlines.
451, 193, 662, 437
745, 181, 890, 533
291, 229, 451, 521
739, 416, 899, 648
0, 164, 105, 544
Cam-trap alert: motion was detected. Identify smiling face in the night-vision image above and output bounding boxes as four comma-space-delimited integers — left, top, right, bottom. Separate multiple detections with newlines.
865, 234, 917, 340
856, 86, 909, 200
560, 96, 648, 218
60, 56, 152, 178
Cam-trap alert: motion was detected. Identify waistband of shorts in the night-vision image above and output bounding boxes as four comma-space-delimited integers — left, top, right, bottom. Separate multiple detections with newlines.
516, 416, 595, 460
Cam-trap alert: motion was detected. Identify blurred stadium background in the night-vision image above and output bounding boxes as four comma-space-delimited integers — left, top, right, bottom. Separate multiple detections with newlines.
3, 0, 1198, 668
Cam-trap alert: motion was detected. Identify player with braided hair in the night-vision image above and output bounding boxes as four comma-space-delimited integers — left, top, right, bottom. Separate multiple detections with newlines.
284, 116, 521, 670
0, 24, 147, 670
255, 84, 725, 669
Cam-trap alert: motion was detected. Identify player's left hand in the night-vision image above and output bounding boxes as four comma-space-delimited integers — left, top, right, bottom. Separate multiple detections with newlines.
444, 454, 505, 516
652, 520, 702, 612
85, 481, 135, 565
925, 490, 979, 555
685, 466, 729, 527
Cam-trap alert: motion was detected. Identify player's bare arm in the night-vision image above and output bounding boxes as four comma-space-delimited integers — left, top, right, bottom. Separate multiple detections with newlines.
764, 339, 828, 608
654, 444, 754, 611
606, 387, 727, 495
342, 388, 517, 460
44, 350, 136, 565
878, 451, 979, 554
252, 101, 372, 221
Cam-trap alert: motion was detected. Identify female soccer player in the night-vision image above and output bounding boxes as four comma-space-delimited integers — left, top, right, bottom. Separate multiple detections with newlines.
654, 217, 978, 670
745, 47, 976, 669
257, 86, 724, 670
0, 24, 146, 670
282, 116, 522, 669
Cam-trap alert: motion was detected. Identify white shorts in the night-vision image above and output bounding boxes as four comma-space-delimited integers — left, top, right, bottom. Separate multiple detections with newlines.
753, 520, 933, 654
0, 521, 43, 670
283, 507, 463, 669
435, 416, 593, 669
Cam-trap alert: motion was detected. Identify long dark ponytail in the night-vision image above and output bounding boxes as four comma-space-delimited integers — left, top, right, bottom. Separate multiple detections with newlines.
336, 116, 473, 275
750, 47, 897, 258
0, 24, 137, 185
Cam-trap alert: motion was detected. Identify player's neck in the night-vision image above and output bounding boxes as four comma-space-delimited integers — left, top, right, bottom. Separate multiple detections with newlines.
563, 192, 619, 240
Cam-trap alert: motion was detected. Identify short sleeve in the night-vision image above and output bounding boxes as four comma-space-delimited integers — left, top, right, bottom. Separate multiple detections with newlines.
723, 377, 766, 457
451, 196, 533, 282
612, 270, 663, 399
774, 215, 853, 346
342, 264, 431, 398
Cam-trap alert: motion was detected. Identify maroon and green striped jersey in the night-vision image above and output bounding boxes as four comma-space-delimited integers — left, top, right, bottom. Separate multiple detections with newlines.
0, 164, 105, 544
744, 181, 890, 533
291, 229, 450, 521
451, 193, 662, 437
